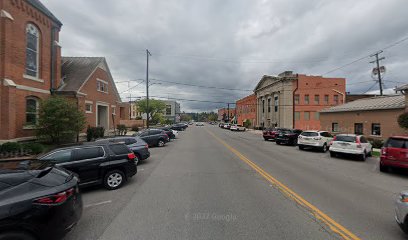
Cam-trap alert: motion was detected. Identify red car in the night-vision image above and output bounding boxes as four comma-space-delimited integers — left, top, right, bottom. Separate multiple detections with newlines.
380, 136, 408, 172
263, 128, 289, 141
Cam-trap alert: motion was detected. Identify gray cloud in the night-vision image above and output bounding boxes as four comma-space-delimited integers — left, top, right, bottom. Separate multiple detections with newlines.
42, 0, 408, 112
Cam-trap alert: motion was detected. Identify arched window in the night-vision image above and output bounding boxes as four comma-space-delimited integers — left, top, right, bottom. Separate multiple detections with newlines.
26, 97, 39, 125
26, 23, 40, 77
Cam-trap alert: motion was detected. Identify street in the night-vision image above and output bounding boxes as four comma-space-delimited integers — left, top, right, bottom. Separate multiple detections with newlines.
65, 125, 408, 240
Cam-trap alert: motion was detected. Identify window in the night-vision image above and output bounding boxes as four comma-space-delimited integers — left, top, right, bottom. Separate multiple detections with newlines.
25, 97, 39, 125
274, 96, 278, 112
324, 95, 329, 105
74, 147, 104, 161
385, 138, 408, 148
304, 111, 310, 120
294, 95, 299, 104
372, 123, 381, 136
267, 99, 271, 113
354, 123, 363, 135
26, 24, 40, 77
294, 112, 300, 120
304, 95, 309, 104
42, 150, 72, 163
262, 99, 265, 113
334, 95, 339, 105
85, 103, 92, 113
332, 123, 339, 132
314, 112, 320, 120
109, 144, 131, 155
301, 131, 319, 137
97, 80, 108, 93
166, 105, 172, 115
314, 95, 319, 105
112, 106, 116, 115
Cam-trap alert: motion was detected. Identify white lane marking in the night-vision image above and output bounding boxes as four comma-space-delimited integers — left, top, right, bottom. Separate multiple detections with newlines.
84, 200, 112, 208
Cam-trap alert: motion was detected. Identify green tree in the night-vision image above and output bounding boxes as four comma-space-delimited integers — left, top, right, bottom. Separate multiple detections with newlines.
243, 119, 252, 128
136, 99, 166, 123
180, 114, 192, 122
398, 112, 408, 129
37, 96, 86, 144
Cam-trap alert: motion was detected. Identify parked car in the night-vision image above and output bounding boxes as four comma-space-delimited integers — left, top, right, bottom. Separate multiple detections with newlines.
329, 134, 372, 161
223, 123, 231, 129
96, 136, 150, 163
0, 160, 83, 240
276, 129, 302, 145
263, 128, 289, 141
158, 127, 176, 139
196, 122, 204, 126
133, 129, 169, 147
171, 123, 187, 131
219, 123, 224, 128
39, 143, 137, 190
380, 136, 408, 172
395, 190, 408, 234
298, 131, 333, 152
172, 129, 179, 138
230, 124, 246, 131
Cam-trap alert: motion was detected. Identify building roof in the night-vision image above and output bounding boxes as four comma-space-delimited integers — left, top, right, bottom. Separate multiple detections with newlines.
60, 57, 105, 92
26, 0, 62, 27
59, 57, 122, 102
321, 95, 405, 113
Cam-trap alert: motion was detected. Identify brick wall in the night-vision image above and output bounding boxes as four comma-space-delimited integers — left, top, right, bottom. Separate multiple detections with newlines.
236, 94, 256, 127
1, 0, 61, 140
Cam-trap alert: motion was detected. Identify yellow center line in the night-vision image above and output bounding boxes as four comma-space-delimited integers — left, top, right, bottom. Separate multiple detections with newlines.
206, 129, 361, 240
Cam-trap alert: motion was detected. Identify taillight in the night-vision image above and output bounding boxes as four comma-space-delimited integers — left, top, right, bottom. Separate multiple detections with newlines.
330, 136, 336, 146
356, 137, 362, 148
128, 152, 136, 160
34, 188, 74, 205
381, 147, 387, 156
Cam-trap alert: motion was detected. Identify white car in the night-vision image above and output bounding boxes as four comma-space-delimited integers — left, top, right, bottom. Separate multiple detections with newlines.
195, 122, 204, 126
298, 131, 333, 152
172, 129, 178, 137
329, 134, 372, 161
230, 124, 246, 131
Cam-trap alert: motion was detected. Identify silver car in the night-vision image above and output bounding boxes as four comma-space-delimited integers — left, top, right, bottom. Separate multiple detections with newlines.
395, 190, 408, 234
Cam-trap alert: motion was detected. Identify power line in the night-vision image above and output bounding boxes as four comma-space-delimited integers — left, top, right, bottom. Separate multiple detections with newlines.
149, 78, 254, 92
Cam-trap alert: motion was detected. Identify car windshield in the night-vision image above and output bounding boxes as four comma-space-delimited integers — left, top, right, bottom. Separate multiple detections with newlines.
301, 132, 319, 137
335, 135, 356, 143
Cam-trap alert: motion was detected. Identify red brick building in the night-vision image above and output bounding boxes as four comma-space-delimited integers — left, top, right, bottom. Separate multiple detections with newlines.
235, 94, 256, 128
254, 71, 345, 130
0, 0, 128, 141
217, 108, 236, 122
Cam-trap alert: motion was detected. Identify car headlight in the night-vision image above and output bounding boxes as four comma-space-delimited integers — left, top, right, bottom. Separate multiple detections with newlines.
400, 194, 408, 203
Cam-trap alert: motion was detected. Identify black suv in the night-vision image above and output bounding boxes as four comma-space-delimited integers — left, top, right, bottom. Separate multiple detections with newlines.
171, 123, 187, 131
39, 143, 137, 190
96, 136, 150, 163
133, 129, 169, 147
276, 129, 303, 145
0, 160, 82, 240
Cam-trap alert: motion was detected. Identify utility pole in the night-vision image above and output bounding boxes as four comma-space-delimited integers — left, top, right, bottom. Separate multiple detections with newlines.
146, 49, 151, 128
227, 103, 230, 123
370, 51, 385, 96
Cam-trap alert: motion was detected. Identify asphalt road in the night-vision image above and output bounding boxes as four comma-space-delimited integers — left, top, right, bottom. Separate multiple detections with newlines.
65, 124, 408, 240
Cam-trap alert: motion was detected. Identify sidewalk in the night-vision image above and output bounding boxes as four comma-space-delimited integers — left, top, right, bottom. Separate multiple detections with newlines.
246, 129, 263, 135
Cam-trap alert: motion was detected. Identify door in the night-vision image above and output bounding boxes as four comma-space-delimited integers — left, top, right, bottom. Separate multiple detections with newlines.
70, 146, 106, 184
139, 131, 151, 145
359, 136, 372, 153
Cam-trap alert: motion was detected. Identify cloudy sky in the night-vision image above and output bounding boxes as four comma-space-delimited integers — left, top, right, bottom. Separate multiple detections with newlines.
42, 0, 408, 112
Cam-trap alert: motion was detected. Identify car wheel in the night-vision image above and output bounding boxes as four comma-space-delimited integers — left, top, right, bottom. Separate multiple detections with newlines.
379, 162, 388, 172
135, 154, 140, 165
322, 144, 328, 153
263, 138, 268, 141
157, 139, 165, 147
360, 151, 367, 161
104, 170, 125, 190
276, 141, 280, 145
330, 151, 336, 158
299, 145, 304, 150
0, 231, 36, 240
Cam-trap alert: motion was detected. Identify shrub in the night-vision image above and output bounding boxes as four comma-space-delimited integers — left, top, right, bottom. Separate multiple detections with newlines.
117, 124, 127, 136
21, 142, 45, 155
243, 119, 252, 128
1, 142, 21, 153
398, 112, 408, 129
367, 138, 384, 149
86, 126, 105, 141
131, 124, 139, 132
